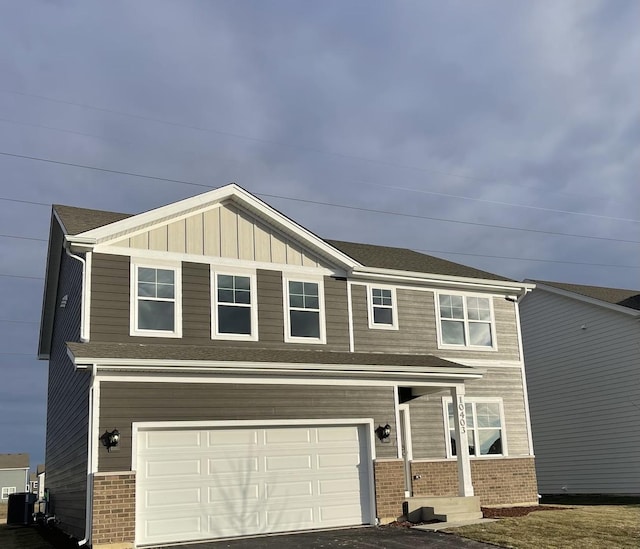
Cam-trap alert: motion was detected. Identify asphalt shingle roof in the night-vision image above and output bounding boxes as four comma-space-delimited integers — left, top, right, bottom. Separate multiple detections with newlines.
534, 280, 640, 311
0, 453, 29, 469
67, 342, 472, 370
53, 204, 513, 281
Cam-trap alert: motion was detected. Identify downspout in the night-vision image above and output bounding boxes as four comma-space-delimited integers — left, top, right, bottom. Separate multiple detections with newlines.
77, 364, 98, 547
64, 246, 91, 343
513, 288, 535, 457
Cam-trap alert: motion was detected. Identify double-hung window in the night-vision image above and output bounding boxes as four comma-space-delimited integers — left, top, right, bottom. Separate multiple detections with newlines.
212, 271, 257, 340
285, 278, 325, 343
368, 286, 398, 329
437, 293, 495, 348
131, 263, 182, 337
444, 398, 506, 457
1, 487, 16, 500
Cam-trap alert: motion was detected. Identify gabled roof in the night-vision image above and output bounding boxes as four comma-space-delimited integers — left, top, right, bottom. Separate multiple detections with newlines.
54, 204, 131, 235
529, 280, 640, 314
328, 240, 512, 282
0, 453, 29, 469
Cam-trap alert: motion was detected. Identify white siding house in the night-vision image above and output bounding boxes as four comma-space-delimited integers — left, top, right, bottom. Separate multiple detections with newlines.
520, 281, 640, 496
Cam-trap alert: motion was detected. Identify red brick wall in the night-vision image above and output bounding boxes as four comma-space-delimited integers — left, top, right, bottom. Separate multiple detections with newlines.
411, 457, 538, 506
92, 472, 135, 546
373, 459, 405, 521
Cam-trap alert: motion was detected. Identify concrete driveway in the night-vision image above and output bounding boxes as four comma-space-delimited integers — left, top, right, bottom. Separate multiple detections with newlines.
172, 526, 496, 548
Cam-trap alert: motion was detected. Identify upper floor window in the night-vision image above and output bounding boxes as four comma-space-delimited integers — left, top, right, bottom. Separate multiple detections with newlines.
284, 277, 326, 343
368, 286, 398, 330
436, 293, 495, 348
130, 263, 182, 337
212, 271, 258, 341
444, 397, 506, 458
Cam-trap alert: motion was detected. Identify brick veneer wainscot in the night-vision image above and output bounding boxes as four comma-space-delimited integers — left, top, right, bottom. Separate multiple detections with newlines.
92, 472, 136, 546
373, 460, 405, 522
410, 457, 538, 506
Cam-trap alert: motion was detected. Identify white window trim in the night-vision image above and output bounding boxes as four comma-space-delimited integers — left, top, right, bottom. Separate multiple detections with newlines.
210, 267, 259, 341
442, 396, 508, 458
1, 486, 16, 499
283, 274, 326, 344
130, 260, 182, 338
367, 284, 399, 330
434, 291, 497, 351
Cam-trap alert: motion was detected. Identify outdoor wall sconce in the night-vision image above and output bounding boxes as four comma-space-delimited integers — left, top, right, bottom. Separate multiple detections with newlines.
376, 424, 391, 442
100, 429, 120, 452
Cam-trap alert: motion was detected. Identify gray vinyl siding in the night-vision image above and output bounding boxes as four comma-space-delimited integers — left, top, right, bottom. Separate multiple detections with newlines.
408, 367, 530, 459
351, 284, 520, 360
90, 254, 349, 350
520, 290, 640, 495
97, 382, 397, 472
45, 251, 90, 540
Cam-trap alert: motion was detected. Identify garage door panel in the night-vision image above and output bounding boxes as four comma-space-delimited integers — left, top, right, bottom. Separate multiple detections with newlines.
146, 487, 201, 507
265, 427, 313, 444
265, 454, 312, 472
145, 459, 201, 479
265, 480, 313, 499
208, 456, 259, 474
208, 429, 259, 446
146, 430, 202, 449
136, 424, 372, 546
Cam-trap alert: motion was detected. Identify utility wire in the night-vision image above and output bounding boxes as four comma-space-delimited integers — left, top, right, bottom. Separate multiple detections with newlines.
0, 273, 44, 280
1, 114, 634, 223
0, 319, 39, 324
1, 150, 638, 245
0, 233, 47, 242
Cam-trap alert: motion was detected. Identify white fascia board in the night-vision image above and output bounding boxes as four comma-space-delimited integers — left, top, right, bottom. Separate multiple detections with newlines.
531, 282, 640, 317
73, 184, 362, 270
350, 267, 534, 294
70, 357, 484, 380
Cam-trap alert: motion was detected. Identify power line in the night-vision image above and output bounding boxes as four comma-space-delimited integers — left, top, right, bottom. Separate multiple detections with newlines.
0, 197, 50, 207
2, 114, 633, 223
1, 149, 638, 245
0, 233, 47, 242
0, 319, 39, 324
0, 273, 44, 280
0, 88, 517, 186
415, 249, 640, 269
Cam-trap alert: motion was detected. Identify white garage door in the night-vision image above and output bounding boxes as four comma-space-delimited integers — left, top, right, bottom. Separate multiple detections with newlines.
135, 423, 373, 546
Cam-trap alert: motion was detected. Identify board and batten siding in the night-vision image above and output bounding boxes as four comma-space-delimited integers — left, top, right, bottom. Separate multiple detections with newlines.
351, 284, 521, 361
520, 290, 640, 495
90, 254, 350, 350
45, 249, 91, 540
96, 382, 397, 472
111, 202, 326, 268
408, 367, 531, 459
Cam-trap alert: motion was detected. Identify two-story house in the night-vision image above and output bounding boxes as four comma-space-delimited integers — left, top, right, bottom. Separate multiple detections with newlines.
38, 184, 537, 548
0, 453, 30, 502
520, 280, 640, 497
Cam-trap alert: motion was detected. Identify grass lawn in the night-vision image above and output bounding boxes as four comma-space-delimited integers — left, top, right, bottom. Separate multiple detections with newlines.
450, 505, 640, 549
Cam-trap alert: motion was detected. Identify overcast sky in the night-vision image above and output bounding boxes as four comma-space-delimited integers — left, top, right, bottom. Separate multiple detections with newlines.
0, 0, 638, 470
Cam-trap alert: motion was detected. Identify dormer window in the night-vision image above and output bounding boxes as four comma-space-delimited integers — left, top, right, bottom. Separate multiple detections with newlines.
130, 262, 182, 338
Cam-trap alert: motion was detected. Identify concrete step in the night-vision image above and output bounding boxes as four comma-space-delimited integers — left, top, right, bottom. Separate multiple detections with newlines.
405, 496, 482, 523
433, 511, 484, 522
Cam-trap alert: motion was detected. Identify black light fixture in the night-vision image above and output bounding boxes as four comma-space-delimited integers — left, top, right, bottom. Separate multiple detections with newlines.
376, 424, 391, 442
100, 429, 120, 452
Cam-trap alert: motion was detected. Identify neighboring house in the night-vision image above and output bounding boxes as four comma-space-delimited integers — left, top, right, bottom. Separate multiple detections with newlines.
0, 453, 29, 500
36, 464, 45, 500
520, 280, 640, 496
38, 184, 538, 548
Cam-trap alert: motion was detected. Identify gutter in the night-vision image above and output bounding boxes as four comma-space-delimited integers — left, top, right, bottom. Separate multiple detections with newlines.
77, 364, 98, 547
64, 244, 92, 343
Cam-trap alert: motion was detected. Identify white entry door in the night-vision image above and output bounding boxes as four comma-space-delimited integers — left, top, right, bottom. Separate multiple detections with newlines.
135, 423, 373, 546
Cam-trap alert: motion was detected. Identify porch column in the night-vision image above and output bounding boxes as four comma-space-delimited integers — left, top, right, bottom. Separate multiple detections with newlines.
451, 384, 474, 496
